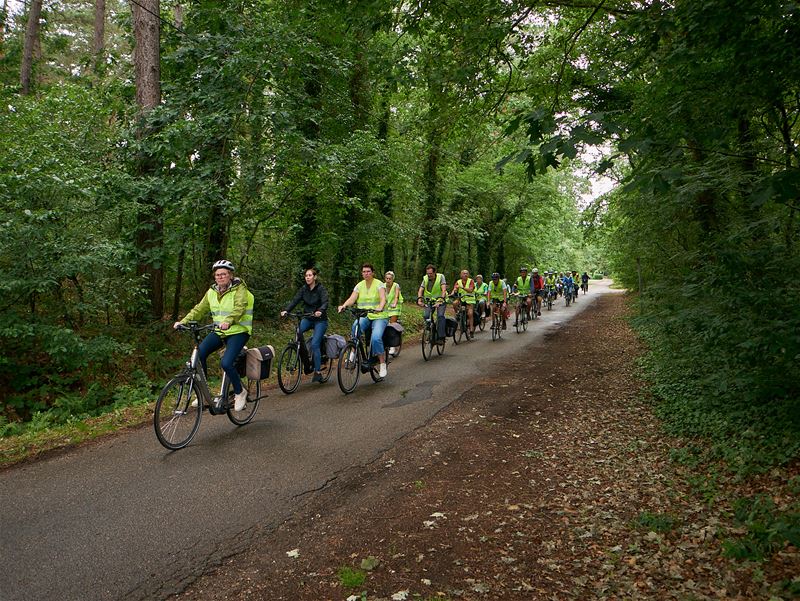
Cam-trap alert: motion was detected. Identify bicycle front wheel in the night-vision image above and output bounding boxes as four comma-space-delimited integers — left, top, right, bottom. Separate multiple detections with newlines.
227, 376, 260, 426
154, 374, 203, 450
277, 344, 301, 394
454, 312, 464, 345
422, 323, 433, 361
337, 341, 361, 394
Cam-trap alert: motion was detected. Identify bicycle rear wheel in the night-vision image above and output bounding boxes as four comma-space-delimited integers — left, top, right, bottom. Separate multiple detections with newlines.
337, 341, 361, 394
227, 376, 260, 426
277, 344, 301, 394
154, 374, 202, 450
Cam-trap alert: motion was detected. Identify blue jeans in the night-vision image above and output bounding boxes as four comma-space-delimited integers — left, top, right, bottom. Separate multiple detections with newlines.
197, 331, 249, 394
299, 318, 328, 372
353, 317, 388, 358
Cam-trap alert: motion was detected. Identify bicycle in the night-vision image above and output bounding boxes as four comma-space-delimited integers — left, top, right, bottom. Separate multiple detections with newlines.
154, 322, 262, 450
277, 312, 334, 394
450, 292, 474, 344
511, 293, 530, 333
419, 297, 447, 361
581, 280, 588, 294
490, 298, 504, 341
565, 283, 573, 307
544, 285, 555, 311
337, 308, 384, 394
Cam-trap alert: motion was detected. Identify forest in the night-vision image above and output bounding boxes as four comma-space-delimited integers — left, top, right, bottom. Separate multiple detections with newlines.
1, 0, 799, 479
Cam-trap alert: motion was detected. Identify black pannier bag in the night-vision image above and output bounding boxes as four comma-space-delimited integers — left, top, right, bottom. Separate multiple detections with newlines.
444, 316, 458, 337
245, 345, 275, 380
382, 322, 404, 347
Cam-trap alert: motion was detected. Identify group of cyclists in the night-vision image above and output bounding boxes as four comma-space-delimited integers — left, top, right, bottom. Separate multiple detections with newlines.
174, 260, 591, 409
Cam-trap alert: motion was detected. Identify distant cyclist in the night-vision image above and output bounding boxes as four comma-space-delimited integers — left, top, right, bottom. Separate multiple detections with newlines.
581, 271, 590, 293
451, 269, 476, 336
417, 264, 448, 340
487, 272, 507, 329
513, 266, 533, 326
474, 274, 489, 322
531, 268, 545, 316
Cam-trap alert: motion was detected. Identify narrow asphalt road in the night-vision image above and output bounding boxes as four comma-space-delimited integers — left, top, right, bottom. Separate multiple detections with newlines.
0, 281, 615, 601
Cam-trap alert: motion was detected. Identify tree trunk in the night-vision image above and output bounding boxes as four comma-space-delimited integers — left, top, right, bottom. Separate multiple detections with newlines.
0, 0, 9, 58
93, 0, 106, 73
132, 0, 163, 321
20, 0, 43, 95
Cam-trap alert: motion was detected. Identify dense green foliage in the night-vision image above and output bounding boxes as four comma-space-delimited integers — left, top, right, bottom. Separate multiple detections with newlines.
2, 0, 798, 499
1, 0, 603, 427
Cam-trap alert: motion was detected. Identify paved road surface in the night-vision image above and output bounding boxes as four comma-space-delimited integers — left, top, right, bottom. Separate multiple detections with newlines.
0, 280, 615, 601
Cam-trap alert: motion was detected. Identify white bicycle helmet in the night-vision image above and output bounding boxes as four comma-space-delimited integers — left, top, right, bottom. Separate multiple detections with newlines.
212, 259, 235, 272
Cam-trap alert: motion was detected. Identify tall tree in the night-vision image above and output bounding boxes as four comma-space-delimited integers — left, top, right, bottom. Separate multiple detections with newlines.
20, 0, 43, 94
131, 0, 163, 320
93, 0, 106, 73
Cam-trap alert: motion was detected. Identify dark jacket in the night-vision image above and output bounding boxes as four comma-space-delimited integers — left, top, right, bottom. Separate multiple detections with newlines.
285, 283, 329, 321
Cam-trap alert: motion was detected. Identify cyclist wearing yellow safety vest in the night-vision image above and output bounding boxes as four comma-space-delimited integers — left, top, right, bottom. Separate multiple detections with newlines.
174, 259, 255, 411
474, 274, 489, 321
451, 269, 476, 336
513, 266, 533, 326
487, 272, 508, 330
417, 264, 448, 340
338, 263, 389, 378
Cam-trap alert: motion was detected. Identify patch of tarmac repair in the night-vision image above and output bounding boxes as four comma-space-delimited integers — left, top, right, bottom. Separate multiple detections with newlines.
384, 380, 440, 408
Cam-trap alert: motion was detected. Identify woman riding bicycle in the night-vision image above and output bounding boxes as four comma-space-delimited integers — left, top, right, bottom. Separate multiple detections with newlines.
487, 272, 507, 329
337, 263, 389, 378
173, 260, 254, 411
281, 267, 329, 383
474, 274, 489, 320
384, 271, 403, 323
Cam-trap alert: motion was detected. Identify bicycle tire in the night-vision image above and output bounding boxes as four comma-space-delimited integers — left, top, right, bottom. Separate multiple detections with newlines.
454, 310, 463, 345
522, 309, 528, 331
154, 374, 203, 450
227, 376, 260, 426
337, 341, 360, 394
421, 322, 433, 361
277, 344, 301, 394
478, 312, 486, 331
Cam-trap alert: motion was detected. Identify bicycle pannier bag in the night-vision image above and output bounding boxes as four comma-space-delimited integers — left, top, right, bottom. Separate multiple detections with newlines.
382, 322, 403, 347
325, 334, 347, 359
445, 317, 458, 337
246, 345, 275, 380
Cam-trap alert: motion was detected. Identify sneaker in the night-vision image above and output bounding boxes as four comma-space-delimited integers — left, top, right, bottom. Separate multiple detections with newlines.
378, 363, 387, 378
233, 388, 248, 411
388, 346, 397, 356
190, 399, 198, 408
311, 372, 323, 383
348, 349, 356, 363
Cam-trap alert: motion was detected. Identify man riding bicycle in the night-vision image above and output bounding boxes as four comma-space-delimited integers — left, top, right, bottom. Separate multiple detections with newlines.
417, 264, 448, 340
451, 269, 477, 336
487, 272, 508, 330
513, 266, 533, 326
531, 268, 545, 316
